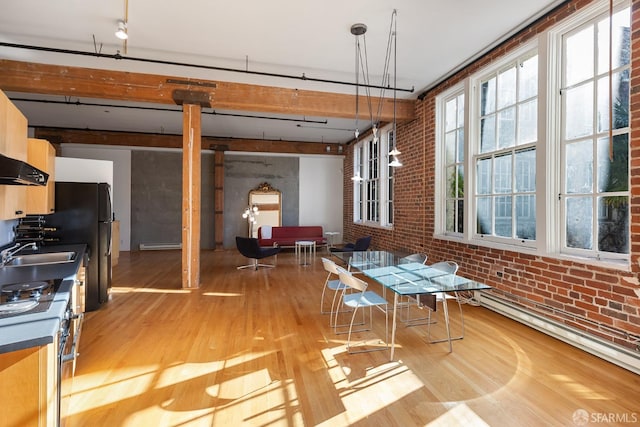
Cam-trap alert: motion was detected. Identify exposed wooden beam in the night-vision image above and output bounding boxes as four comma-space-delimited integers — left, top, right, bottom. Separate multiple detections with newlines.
32, 127, 346, 155
0, 60, 415, 122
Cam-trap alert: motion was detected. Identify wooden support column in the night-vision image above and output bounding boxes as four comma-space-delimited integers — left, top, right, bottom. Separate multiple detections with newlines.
213, 149, 225, 250
181, 103, 202, 289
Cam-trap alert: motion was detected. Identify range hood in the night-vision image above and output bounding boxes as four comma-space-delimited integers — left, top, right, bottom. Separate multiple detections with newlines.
0, 154, 48, 186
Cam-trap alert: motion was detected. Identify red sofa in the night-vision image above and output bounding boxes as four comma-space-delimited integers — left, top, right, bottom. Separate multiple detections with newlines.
258, 226, 326, 248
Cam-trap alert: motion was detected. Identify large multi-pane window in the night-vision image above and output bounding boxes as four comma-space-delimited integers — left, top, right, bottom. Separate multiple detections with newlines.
444, 92, 465, 234
560, 5, 630, 258
436, 0, 630, 265
353, 144, 364, 222
353, 124, 395, 227
366, 136, 380, 222
475, 53, 538, 242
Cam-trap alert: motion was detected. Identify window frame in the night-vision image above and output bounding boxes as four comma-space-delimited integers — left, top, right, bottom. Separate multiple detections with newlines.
435, 86, 467, 238
471, 48, 540, 248
556, 2, 631, 261
352, 123, 395, 228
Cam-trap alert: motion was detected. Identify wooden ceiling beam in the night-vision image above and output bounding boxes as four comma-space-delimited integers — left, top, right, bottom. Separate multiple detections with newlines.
0, 59, 415, 122
32, 127, 345, 155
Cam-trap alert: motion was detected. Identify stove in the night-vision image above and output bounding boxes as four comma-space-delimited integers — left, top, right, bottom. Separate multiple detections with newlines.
0, 280, 60, 318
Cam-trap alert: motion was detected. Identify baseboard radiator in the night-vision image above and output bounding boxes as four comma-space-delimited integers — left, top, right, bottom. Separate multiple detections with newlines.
477, 292, 640, 375
139, 243, 182, 251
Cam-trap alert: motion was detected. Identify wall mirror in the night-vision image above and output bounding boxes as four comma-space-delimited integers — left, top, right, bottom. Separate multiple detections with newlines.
248, 182, 282, 238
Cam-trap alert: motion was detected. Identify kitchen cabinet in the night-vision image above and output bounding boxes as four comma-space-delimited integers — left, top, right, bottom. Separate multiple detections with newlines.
0, 340, 58, 427
0, 89, 28, 219
27, 138, 56, 214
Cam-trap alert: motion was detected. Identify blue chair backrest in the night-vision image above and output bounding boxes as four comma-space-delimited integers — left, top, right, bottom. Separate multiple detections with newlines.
353, 236, 372, 251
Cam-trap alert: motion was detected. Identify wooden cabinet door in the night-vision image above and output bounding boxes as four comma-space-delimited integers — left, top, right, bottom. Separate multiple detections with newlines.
0, 90, 28, 219
27, 138, 56, 214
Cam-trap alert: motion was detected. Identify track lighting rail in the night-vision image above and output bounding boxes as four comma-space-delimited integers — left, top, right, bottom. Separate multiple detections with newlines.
0, 42, 415, 93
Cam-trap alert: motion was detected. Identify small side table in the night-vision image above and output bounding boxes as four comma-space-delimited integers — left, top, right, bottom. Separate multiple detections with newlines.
324, 231, 340, 252
295, 240, 315, 266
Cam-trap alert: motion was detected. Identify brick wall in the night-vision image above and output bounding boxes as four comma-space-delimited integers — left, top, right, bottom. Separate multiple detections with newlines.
343, 0, 640, 351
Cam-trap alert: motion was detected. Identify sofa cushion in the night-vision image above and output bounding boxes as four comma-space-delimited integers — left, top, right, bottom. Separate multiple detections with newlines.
258, 226, 326, 247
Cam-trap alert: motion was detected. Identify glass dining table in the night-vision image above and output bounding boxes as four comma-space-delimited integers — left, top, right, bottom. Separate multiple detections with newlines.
331, 251, 491, 358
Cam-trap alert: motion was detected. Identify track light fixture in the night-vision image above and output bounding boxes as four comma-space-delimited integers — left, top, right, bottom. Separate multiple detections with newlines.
115, 20, 128, 40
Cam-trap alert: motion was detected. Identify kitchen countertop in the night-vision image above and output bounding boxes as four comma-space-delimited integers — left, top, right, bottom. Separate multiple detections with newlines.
0, 243, 87, 353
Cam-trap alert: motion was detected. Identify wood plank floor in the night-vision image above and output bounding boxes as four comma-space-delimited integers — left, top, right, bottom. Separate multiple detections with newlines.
65, 250, 640, 426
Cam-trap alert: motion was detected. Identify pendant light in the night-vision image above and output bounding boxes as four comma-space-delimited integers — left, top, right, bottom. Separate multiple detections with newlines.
388, 11, 402, 167
350, 11, 402, 181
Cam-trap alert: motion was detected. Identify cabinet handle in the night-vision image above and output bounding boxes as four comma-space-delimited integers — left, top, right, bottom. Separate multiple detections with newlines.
15, 210, 24, 215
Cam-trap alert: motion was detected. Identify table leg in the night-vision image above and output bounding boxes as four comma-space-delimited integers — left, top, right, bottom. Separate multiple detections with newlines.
442, 295, 452, 353
390, 292, 398, 360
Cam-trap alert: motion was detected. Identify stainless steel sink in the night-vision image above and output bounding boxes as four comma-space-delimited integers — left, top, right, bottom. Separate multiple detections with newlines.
3, 251, 76, 267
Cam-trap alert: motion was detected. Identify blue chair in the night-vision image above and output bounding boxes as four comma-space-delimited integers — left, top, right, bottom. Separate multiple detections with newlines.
329, 235, 371, 253
336, 267, 388, 354
235, 236, 281, 270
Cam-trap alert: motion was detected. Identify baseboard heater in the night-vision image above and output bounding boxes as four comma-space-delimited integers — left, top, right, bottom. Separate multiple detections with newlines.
477, 291, 640, 375
139, 243, 182, 251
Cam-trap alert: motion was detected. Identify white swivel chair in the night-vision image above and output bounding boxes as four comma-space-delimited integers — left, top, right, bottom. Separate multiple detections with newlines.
335, 267, 389, 354
426, 261, 463, 352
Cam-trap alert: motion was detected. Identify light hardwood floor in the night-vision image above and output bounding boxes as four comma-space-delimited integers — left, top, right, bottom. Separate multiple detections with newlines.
65, 250, 640, 426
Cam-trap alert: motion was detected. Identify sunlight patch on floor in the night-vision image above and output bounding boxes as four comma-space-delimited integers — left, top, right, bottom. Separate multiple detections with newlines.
155, 361, 224, 388
549, 373, 611, 399
320, 345, 425, 425
201, 291, 244, 297
209, 373, 303, 425
110, 286, 192, 294
427, 403, 490, 426
69, 366, 158, 413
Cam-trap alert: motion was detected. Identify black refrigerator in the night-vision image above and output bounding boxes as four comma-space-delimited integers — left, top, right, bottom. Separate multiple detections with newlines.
47, 182, 112, 312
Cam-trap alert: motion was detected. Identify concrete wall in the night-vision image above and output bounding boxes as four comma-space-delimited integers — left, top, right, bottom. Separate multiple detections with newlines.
223, 154, 299, 247
129, 150, 215, 250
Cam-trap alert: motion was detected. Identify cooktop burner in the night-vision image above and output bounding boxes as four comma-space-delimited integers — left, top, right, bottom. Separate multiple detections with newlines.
0, 299, 39, 314
0, 280, 59, 319
2, 281, 49, 302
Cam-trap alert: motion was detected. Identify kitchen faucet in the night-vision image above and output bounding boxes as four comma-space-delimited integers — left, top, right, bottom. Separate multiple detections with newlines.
1, 242, 38, 265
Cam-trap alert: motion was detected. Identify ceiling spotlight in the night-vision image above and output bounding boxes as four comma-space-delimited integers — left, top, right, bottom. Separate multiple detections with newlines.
115, 20, 128, 40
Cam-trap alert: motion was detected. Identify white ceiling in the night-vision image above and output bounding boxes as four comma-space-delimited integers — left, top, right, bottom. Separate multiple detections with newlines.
0, 0, 564, 145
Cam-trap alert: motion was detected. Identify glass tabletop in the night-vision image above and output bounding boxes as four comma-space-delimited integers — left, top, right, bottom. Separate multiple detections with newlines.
331, 251, 491, 295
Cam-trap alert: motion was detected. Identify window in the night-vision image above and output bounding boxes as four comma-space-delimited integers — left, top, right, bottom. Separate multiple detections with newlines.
366, 136, 380, 223
443, 92, 465, 234
353, 124, 395, 227
475, 52, 538, 243
435, 0, 630, 266
353, 144, 363, 222
560, 5, 630, 259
